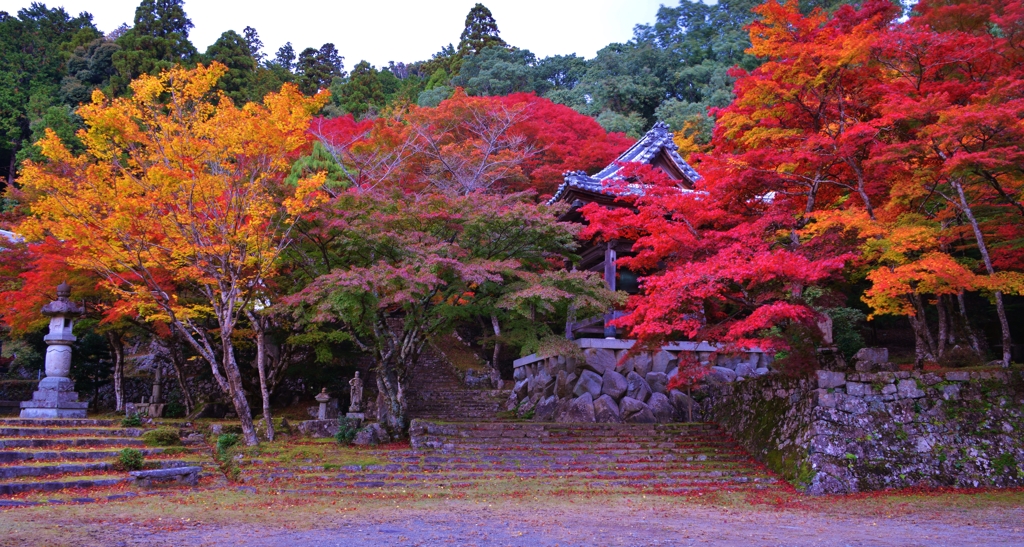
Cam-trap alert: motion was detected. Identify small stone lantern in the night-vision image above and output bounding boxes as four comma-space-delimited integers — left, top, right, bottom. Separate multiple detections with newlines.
315, 388, 331, 420
20, 282, 88, 418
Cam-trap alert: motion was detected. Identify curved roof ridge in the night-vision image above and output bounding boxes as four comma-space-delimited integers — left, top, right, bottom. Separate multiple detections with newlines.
548, 121, 701, 205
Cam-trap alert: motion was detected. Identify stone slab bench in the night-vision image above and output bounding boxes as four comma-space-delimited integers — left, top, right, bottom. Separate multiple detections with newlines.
129, 466, 201, 488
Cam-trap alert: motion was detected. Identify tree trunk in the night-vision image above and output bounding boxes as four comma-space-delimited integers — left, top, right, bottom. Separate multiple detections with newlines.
952, 178, 1013, 367
956, 291, 983, 355
247, 311, 274, 443
221, 332, 258, 446
375, 360, 407, 436
936, 295, 949, 358
166, 336, 195, 416
106, 332, 125, 412
6, 140, 18, 188
490, 314, 502, 371
908, 293, 937, 367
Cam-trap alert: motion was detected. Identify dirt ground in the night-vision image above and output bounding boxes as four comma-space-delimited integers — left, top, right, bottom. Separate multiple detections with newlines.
3, 488, 1023, 547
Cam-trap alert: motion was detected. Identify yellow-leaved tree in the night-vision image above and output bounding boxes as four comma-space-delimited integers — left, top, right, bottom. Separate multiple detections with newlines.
17, 63, 328, 445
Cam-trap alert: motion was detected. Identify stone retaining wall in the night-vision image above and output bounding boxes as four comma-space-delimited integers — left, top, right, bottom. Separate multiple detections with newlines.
705, 367, 1024, 494
509, 338, 770, 423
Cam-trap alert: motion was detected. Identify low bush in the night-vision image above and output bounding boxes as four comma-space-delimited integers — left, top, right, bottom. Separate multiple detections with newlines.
116, 448, 144, 471
216, 433, 240, 456
938, 346, 985, 369
335, 418, 358, 445
214, 433, 241, 482
121, 413, 143, 428
141, 426, 182, 447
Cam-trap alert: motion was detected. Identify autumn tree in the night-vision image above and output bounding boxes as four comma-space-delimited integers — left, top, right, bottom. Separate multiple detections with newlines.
16, 63, 328, 445
286, 189, 614, 435
866, 0, 1024, 366
582, 164, 851, 372
309, 91, 632, 197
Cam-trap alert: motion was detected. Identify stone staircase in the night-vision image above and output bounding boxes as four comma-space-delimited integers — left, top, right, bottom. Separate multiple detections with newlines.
235, 420, 785, 495
0, 418, 214, 498
405, 345, 510, 422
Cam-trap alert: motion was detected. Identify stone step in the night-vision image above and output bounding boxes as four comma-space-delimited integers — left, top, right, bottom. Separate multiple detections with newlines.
0, 447, 176, 464
0, 459, 206, 480
236, 471, 784, 492
0, 426, 143, 438
0, 437, 145, 450
0, 475, 125, 496
0, 418, 118, 428
246, 463, 768, 479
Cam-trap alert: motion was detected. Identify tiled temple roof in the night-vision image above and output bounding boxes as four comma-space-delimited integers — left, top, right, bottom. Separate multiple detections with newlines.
548, 121, 701, 204
0, 229, 22, 244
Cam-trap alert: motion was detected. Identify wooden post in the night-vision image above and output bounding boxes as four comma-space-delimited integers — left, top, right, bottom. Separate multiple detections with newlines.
604, 241, 617, 338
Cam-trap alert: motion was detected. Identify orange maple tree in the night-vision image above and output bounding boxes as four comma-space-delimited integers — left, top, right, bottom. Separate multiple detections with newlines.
16, 63, 328, 444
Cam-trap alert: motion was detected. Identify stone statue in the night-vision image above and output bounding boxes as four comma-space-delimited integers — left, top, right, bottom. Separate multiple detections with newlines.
348, 372, 363, 413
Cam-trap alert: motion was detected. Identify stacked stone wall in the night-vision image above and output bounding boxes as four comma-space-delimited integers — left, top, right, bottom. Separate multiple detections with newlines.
706, 367, 1024, 494
509, 339, 769, 423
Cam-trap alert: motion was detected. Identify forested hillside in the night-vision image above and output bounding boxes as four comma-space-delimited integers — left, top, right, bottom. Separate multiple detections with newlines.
1, 0, 1022, 440
0, 0, 852, 189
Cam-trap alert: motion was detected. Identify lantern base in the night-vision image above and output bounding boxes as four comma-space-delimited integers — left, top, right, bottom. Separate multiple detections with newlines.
20, 376, 88, 418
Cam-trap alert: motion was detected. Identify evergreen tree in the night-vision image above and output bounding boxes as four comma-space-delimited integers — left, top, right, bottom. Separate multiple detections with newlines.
0, 5, 99, 187
274, 42, 296, 71
453, 47, 541, 96
334, 61, 385, 118
458, 4, 507, 55
60, 38, 120, 106
206, 30, 256, 104
285, 141, 348, 189
110, 0, 197, 94
296, 43, 345, 95
242, 26, 265, 65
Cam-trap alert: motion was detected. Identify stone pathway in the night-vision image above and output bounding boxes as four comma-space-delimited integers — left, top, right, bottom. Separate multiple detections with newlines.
405, 345, 510, 422
0, 418, 214, 498
238, 420, 784, 495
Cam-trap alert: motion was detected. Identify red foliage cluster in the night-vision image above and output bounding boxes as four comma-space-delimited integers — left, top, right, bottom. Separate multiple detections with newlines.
308, 89, 633, 198
585, 0, 1024, 368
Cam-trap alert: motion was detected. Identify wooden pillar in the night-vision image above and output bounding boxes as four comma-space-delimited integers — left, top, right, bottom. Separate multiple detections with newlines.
604, 241, 617, 338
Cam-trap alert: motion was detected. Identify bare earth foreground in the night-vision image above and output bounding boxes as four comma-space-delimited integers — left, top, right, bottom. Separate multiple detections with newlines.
2, 487, 1023, 547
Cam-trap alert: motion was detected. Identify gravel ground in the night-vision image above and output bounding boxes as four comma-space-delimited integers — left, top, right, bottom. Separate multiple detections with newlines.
108, 501, 1024, 547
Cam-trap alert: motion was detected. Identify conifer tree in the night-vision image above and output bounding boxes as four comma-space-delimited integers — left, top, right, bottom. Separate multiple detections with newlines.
458, 4, 507, 56
242, 26, 265, 65
206, 30, 256, 104
111, 0, 197, 93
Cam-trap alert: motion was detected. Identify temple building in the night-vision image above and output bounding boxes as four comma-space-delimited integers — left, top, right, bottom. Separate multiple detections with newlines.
549, 121, 701, 338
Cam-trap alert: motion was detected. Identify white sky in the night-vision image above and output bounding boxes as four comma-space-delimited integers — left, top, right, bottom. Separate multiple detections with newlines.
0, 0, 669, 68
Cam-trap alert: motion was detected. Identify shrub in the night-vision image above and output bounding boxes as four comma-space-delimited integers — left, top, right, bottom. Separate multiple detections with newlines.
164, 400, 186, 418
938, 346, 985, 369
827, 307, 866, 361
116, 448, 144, 471
216, 433, 240, 456
121, 413, 143, 427
335, 418, 358, 445
141, 426, 182, 447
214, 433, 242, 483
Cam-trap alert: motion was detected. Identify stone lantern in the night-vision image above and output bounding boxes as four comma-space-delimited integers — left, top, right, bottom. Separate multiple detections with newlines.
315, 388, 331, 420
20, 282, 88, 418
